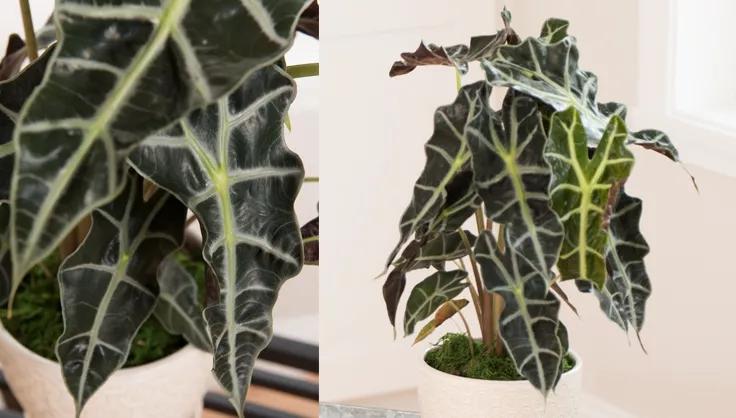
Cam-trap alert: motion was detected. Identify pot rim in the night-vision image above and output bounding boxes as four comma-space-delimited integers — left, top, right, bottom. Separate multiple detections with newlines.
0, 322, 203, 375
421, 346, 582, 385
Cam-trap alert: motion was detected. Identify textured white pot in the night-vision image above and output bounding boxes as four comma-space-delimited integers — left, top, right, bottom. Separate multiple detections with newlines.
418, 349, 583, 418
0, 325, 213, 418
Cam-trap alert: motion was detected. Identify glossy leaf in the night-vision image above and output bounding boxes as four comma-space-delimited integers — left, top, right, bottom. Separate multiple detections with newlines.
0, 48, 54, 201
394, 230, 476, 272
424, 169, 482, 236
10, 0, 310, 297
475, 230, 567, 396
467, 89, 562, 278
56, 174, 186, 414
545, 107, 634, 287
389, 10, 516, 77
154, 255, 212, 351
301, 216, 318, 265
386, 81, 486, 267
403, 270, 468, 336
539, 18, 569, 43
129, 65, 303, 416
483, 36, 679, 160
595, 190, 651, 333
413, 298, 469, 345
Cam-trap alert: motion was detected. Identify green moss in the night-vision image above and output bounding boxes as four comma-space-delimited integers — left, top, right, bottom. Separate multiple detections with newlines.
425, 333, 575, 381
0, 251, 209, 367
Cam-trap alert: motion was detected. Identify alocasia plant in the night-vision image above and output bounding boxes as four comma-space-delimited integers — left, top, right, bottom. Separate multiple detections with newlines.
382, 9, 686, 396
0, 1, 319, 417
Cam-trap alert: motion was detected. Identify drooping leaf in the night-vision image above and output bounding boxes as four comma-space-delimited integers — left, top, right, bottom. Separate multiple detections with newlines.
467, 89, 562, 278
482, 36, 679, 160
0, 48, 54, 201
539, 18, 569, 43
403, 270, 468, 336
389, 10, 517, 77
56, 173, 186, 415
413, 298, 469, 345
386, 81, 486, 267
474, 230, 567, 396
383, 230, 476, 327
10, 0, 310, 298
595, 190, 651, 333
297, 0, 319, 39
545, 107, 634, 288
129, 65, 303, 416
154, 255, 212, 352
394, 230, 476, 272
301, 216, 319, 265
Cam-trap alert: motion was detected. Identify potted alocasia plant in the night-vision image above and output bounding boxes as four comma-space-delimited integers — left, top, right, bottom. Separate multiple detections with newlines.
382, 10, 688, 418
0, 1, 319, 417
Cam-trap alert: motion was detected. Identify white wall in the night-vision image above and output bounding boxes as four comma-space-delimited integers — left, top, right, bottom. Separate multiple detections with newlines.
320, 1, 736, 417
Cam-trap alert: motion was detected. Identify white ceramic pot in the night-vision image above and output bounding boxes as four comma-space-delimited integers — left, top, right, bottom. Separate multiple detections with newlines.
0, 325, 213, 418
418, 350, 583, 418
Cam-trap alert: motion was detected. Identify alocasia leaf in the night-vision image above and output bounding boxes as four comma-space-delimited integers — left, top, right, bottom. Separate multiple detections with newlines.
301, 216, 319, 266
9, 0, 310, 298
297, 0, 319, 39
539, 18, 569, 44
386, 81, 486, 267
413, 298, 469, 345
128, 65, 304, 416
0, 18, 57, 82
467, 88, 562, 278
154, 255, 212, 352
596, 190, 651, 334
545, 107, 634, 287
482, 36, 679, 161
0, 48, 54, 201
56, 173, 186, 415
403, 270, 468, 336
382, 268, 406, 329
424, 169, 482, 236
389, 9, 516, 77
475, 230, 567, 396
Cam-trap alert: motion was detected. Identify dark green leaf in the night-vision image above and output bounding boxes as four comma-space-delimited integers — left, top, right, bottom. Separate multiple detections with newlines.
423, 169, 483, 236
9, 0, 309, 298
475, 230, 566, 396
394, 230, 476, 272
539, 18, 569, 43
56, 173, 186, 414
0, 202, 9, 305
389, 11, 515, 77
129, 65, 303, 416
382, 268, 406, 328
403, 270, 468, 336
483, 36, 679, 160
467, 88, 563, 278
386, 81, 486, 267
154, 255, 212, 352
545, 107, 634, 287
596, 190, 651, 333
0, 48, 54, 201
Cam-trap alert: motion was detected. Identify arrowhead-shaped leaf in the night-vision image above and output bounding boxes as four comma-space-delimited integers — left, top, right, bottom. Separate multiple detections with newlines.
467, 88, 562, 278
474, 230, 567, 396
539, 18, 569, 43
386, 81, 487, 267
0, 48, 54, 201
154, 255, 212, 352
482, 36, 679, 160
56, 173, 186, 415
389, 10, 516, 77
403, 270, 468, 336
596, 190, 651, 333
10, 0, 309, 296
129, 65, 304, 416
545, 107, 634, 287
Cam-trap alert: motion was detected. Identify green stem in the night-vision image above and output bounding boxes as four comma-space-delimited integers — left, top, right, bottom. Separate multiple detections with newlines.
455, 69, 462, 92
287, 63, 319, 79
18, 0, 38, 61
449, 299, 475, 356
304, 177, 319, 183
302, 235, 318, 244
